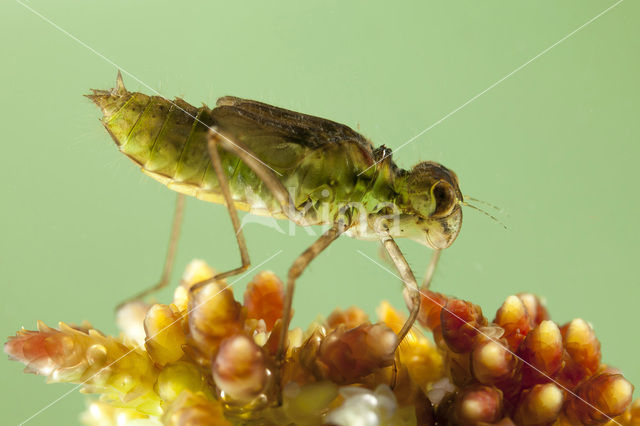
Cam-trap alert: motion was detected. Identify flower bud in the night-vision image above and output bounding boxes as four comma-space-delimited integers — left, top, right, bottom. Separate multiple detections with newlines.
517, 293, 549, 326
212, 335, 268, 403
316, 323, 397, 384
441, 298, 487, 353
243, 271, 284, 331
116, 301, 151, 347
471, 338, 517, 385
163, 390, 229, 426
327, 306, 369, 330
144, 304, 186, 365
454, 385, 503, 426
411, 289, 448, 331
326, 385, 400, 426
156, 361, 207, 402
188, 281, 242, 363
518, 320, 563, 386
566, 372, 633, 424
174, 259, 217, 311
514, 383, 564, 425
494, 295, 531, 351
281, 381, 339, 424
559, 318, 601, 386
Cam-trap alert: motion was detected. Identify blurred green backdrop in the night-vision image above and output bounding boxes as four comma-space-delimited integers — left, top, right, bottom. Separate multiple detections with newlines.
1, 1, 638, 424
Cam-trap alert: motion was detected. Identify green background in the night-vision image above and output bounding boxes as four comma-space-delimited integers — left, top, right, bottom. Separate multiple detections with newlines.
1, 1, 638, 424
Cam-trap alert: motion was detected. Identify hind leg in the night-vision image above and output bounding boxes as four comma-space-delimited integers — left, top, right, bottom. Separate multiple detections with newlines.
198, 131, 252, 284
117, 193, 186, 310
207, 129, 304, 223
189, 129, 308, 293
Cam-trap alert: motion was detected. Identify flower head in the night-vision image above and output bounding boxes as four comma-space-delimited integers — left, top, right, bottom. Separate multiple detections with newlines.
5, 260, 637, 425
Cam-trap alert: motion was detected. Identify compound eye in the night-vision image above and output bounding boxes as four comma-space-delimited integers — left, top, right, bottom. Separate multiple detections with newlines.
431, 181, 457, 218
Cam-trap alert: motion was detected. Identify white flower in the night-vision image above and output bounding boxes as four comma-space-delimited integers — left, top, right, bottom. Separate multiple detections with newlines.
326, 385, 401, 426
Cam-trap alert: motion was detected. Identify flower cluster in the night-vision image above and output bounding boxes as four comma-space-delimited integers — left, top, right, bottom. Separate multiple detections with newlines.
409, 288, 637, 425
4, 260, 638, 425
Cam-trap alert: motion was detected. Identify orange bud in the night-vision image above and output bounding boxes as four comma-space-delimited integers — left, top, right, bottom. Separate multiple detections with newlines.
243, 271, 284, 331
441, 298, 487, 353
517, 293, 549, 327
518, 320, 563, 386
412, 289, 448, 331
494, 295, 531, 351
561, 319, 601, 383
566, 372, 634, 425
316, 323, 397, 384
327, 306, 369, 330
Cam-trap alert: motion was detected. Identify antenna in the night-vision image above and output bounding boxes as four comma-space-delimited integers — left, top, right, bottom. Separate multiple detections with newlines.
464, 195, 505, 214
461, 200, 507, 229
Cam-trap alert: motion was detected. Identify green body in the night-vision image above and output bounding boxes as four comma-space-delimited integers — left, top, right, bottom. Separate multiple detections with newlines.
89, 76, 463, 249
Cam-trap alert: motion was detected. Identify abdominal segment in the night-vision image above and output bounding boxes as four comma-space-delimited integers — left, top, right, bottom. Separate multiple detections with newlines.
89, 85, 287, 218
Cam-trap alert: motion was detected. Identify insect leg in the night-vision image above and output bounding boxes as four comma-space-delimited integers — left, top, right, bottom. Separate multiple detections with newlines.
117, 193, 185, 310
272, 222, 344, 404
378, 229, 421, 347
189, 133, 253, 295
206, 128, 305, 225
278, 222, 344, 358
422, 249, 442, 289
204, 128, 345, 397
206, 128, 344, 343
190, 127, 304, 293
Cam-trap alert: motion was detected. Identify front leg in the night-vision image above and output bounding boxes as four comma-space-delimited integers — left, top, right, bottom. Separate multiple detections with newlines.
422, 249, 442, 289
378, 229, 421, 346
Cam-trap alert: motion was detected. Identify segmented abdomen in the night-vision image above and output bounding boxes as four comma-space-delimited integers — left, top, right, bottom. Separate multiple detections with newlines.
88, 83, 279, 216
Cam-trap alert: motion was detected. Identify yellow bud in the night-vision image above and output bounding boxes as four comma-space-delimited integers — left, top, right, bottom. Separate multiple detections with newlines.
144, 304, 187, 365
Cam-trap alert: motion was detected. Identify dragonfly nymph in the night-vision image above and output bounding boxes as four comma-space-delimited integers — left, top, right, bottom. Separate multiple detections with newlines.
88, 72, 464, 367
